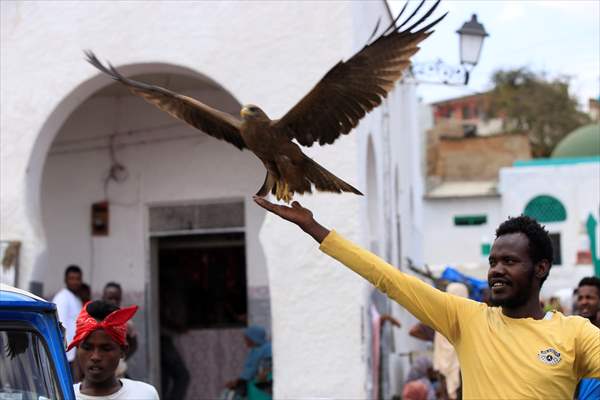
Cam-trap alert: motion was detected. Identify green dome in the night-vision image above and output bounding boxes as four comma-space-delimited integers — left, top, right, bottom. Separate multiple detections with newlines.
551, 124, 600, 158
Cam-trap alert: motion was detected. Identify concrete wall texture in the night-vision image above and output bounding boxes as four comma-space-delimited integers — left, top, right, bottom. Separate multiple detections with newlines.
1, 1, 423, 398
431, 133, 531, 181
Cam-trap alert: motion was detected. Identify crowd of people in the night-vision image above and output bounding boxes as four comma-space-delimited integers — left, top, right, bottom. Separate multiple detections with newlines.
49, 199, 599, 400
253, 196, 599, 400
50, 266, 156, 399
51, 265, 272, 400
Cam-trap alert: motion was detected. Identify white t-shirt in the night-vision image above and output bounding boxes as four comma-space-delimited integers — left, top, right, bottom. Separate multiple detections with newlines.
52, 288, 82, 361
73, 379, 159, 399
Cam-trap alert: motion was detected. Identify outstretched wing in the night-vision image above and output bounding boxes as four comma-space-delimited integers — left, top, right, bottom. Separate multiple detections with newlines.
272, 0, 446, 147
85, 51, 247, 150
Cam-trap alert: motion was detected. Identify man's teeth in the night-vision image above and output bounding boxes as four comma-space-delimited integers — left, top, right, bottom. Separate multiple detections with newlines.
492, 282, 506, 287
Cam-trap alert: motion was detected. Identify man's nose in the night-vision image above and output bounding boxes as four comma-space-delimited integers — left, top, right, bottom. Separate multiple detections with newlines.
90, 349, 102, 361
489, 263, 506, 276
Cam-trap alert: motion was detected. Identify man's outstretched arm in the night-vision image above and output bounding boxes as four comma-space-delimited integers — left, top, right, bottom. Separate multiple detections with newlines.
253, 196, 479, 342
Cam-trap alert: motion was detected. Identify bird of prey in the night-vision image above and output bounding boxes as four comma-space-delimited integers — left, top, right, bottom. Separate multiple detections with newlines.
85, 0, 445, 203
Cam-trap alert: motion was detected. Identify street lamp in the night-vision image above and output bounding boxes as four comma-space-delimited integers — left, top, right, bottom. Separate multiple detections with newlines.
409, 13, 489, 86
457, 14, 489, 84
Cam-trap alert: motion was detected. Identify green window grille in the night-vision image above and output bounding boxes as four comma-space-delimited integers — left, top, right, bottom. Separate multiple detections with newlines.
454, 214, 487, 226
523, 195, 567, 223
481, 242, 491, 256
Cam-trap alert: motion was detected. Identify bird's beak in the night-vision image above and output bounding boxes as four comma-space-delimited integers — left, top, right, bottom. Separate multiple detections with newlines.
240, 107, 251, 118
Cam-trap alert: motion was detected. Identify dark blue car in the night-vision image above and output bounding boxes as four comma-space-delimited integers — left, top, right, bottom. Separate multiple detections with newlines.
0, 283, 75, 399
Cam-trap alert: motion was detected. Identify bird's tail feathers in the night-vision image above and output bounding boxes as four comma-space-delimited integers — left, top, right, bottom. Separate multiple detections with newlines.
303, 156, 363, 196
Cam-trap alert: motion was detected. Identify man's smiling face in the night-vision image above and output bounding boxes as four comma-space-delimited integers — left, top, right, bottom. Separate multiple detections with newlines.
488, 232, 536, 308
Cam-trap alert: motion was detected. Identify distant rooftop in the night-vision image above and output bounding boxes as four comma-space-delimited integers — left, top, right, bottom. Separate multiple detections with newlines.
430, 91, 489, 106
426, 180, 498, 199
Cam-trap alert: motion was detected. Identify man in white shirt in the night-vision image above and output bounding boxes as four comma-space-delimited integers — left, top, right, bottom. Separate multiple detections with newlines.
52, 265, 84, 369
69, 300, 159, 400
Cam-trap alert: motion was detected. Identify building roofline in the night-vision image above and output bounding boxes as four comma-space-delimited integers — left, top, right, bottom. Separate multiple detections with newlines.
513, 156, 600, 167
430, 91, 491, 106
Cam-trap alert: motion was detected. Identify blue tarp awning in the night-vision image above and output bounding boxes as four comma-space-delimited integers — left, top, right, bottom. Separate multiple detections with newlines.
440, 267, 488, 302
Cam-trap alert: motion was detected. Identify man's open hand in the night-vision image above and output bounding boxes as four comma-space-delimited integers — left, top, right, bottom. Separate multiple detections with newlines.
253, 196, 330, 243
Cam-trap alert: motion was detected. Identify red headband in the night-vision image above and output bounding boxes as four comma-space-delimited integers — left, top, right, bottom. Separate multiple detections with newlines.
67, 302, 138, 352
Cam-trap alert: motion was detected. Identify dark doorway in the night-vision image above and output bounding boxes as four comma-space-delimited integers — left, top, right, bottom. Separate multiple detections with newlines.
158, 232, 248, 399
159, 232, 247, 328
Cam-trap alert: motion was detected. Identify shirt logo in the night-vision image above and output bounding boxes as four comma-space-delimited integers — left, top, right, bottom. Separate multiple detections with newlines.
538, 348, 561, 365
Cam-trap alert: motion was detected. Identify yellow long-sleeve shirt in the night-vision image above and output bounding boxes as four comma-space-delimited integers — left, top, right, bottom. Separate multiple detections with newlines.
320, 231, 600, 400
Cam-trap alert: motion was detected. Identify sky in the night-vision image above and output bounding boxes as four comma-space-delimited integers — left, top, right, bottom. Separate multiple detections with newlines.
388, 0, 600, 109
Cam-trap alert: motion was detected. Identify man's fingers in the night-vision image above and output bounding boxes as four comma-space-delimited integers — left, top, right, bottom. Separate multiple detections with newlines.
291, 201, 302, 209
253, 196, 289, 215
253, 196, 275, 211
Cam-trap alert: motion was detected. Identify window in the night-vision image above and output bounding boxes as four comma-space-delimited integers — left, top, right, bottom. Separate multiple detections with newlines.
0, 328, 62, 399
462, 105, 472, 119
454, 214, 487, 226
524, 195, 567, 223
549, 233, 562, 265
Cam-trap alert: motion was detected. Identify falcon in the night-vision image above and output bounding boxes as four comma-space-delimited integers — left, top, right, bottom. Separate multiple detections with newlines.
85, 0, 445, 202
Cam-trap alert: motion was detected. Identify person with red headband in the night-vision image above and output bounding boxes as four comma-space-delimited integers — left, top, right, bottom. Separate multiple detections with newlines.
68, 300, 159, 399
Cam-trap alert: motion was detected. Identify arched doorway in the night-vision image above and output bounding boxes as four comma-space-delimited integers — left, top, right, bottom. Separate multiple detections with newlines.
30, 64, 271, 399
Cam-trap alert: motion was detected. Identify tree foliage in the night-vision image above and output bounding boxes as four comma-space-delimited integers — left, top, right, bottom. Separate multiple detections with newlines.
488, 68, 590, 157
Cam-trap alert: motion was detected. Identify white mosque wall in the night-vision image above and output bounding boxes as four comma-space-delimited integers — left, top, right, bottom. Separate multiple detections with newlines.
499, 162, 600, 296
422, 196, 502, 272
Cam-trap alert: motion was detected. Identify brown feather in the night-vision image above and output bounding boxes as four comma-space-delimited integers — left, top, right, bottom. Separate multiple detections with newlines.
273, 0, 446, 147
85, 51, 247, 151
84, 0, 444, 202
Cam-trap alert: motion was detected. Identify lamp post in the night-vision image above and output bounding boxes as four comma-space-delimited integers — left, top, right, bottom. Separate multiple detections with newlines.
457, 14, 489, 84
410, 13, 489, 86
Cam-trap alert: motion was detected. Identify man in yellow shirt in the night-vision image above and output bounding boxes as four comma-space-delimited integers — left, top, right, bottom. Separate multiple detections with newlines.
254, 197, 600, 399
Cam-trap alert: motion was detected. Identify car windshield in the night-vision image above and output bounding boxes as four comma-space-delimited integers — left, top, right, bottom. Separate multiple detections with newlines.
0, 329, 62, 400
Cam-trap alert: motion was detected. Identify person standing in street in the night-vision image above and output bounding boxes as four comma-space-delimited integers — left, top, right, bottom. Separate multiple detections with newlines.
53, 265, 84, 376
575, 276, 600, 400
253, 197, 600, 399
102, 282, 138, 378
69, 300, 159, 399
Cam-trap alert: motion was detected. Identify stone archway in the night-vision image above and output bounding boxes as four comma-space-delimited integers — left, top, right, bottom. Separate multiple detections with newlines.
27, 63, 271, 398
25, 62, 247, 290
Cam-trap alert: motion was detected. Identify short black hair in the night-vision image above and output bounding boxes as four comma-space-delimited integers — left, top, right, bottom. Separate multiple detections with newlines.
578, 276, 600, 297
65, 265, 82, 277
495, 215, 554, 284
86, 300, 119, 321
104, 282, 122, 292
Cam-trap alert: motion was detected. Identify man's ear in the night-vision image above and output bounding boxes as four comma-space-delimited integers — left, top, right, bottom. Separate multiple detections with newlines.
535, 259, 551, 282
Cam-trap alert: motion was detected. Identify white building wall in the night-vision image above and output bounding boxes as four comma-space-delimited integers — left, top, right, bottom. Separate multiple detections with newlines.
422, 196, 502, 272
1, 1, 413, 398
499, 162, 600, 296
40, 86, 271, 391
